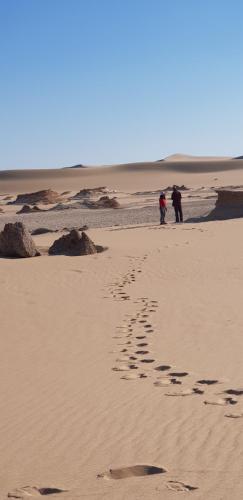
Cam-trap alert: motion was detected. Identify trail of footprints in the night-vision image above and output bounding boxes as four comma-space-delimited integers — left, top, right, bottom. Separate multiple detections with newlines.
109, 255, 243, 417
103, 253, 243, 491
10, 254, 241, 498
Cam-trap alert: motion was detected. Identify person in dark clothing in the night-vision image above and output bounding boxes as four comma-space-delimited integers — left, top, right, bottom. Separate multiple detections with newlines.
159, 192, 167, 224
171, 186, 183, 222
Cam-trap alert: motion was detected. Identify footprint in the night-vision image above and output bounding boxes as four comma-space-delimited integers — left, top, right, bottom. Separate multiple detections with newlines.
154, 379, 172, 387
112, 365, 130, 372
136, 351, 149, 355
224, 389, 243, 396
136, 336, 146, 340
154, 377, 182, 387
121, 373, 147, 380
170, 372, 189, 377
197, 379, 219, 385
137, 343, 148, 347
7, 486, 65, 497
204, 397, 237, 406
166, 481, 198, 492
97, 465, 166, 480
155, 365, 171, 372
166, 388, 203, 397
140, 359, 155, 364
112, 365, 137, 372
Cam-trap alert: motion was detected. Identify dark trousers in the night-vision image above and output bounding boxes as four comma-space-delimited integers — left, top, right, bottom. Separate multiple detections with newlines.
160, 207, 166, 223
174, 204, 183, 222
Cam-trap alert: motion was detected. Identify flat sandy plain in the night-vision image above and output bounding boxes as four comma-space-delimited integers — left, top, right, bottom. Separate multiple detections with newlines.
1, 156, 243, 499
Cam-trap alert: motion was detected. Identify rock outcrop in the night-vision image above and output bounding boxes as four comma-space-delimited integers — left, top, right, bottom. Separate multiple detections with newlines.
83, 196, 120, 209
187, 189, 243, 223
48, 230, 98, 256
9, 189, 62, 205
208, 190, 243, 220
165, 185, 189, 191
72, 187, 107, 199
0, 222, 40, 258
16, 204, 43, 214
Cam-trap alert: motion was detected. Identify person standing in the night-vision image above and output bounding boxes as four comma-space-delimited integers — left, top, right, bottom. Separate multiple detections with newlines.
171, 185, 183, 222
159, 191, 167, 225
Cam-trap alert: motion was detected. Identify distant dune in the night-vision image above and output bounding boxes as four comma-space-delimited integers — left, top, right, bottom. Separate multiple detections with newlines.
1, 156, 243, 194
161, 153, 231, 162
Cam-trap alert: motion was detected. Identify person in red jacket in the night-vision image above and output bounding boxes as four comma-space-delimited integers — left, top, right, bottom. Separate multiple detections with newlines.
159, 192, 167, 224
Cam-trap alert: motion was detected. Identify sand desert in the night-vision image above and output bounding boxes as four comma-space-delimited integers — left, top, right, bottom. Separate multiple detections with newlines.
1, 156, 243, 499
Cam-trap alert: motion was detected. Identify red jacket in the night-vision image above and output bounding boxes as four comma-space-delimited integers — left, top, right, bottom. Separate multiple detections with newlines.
159, 198, 167, 208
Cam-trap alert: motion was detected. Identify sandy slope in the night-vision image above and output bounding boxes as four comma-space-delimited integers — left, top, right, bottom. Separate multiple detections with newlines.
1, 158, 243, 194
1, 220, 243, 499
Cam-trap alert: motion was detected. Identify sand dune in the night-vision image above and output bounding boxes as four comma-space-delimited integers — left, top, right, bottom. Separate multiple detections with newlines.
1, 157, 243, 194
161, 153, 231, 162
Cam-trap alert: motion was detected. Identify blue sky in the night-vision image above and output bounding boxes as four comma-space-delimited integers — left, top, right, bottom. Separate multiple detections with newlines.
0, 0, 243, 169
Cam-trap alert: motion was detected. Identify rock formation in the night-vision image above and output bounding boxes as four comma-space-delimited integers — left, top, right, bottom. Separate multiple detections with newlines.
9, 189, 62, 205
48, 230, 99, 256
208, 190, 243, 220
83, 195, 120, 209
0, 222, 40, 258
72, 187, 107, 199
16, 204, 43, 214
165, 185, 189, 191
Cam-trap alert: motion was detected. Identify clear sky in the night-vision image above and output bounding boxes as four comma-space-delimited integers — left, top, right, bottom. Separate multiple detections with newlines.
0, 0, 243, 169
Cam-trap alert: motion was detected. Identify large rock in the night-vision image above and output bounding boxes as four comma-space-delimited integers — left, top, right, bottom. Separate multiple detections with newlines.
216, 189, 243, 207
209, 190, 243, 220
48, 230, 98, 256
0, 222, 40, 258
9, 189, 62, 205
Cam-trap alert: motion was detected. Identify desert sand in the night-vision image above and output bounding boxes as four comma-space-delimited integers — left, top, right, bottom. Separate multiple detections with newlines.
1, 157, 243, 499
